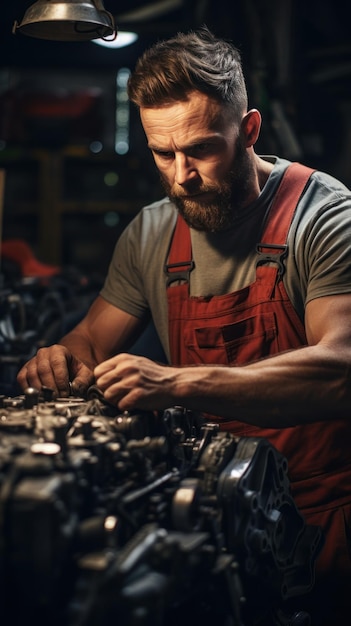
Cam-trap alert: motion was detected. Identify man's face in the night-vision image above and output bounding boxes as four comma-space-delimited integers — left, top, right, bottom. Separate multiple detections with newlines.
140, 91, 254, 232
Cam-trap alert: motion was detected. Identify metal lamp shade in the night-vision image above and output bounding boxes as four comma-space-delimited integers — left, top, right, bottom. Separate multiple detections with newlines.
13, 0, 116, 41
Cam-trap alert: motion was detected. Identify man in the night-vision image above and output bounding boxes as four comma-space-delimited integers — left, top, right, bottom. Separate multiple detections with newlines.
17, 27, 351, 625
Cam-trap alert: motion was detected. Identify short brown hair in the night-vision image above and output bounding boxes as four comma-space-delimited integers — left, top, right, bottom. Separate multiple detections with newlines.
127, 26, 248, 120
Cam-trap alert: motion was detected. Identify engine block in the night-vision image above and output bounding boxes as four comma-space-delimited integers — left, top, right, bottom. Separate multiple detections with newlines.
0, 387, 323, 626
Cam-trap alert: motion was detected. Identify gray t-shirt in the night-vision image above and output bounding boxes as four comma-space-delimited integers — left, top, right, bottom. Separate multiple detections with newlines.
101, 156, 351, 362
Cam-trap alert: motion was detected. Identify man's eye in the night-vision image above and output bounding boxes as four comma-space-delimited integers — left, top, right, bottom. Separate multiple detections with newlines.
189, 144, 211, 156
154, 150, 174, 159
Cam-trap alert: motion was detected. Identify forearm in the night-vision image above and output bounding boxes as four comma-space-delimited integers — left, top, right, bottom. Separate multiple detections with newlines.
59, 297, 145, 374
172, 345, 351, 427
59, 328, 101, 372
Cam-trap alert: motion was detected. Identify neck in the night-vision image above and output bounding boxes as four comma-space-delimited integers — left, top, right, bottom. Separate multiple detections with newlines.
255, 155, 274, 190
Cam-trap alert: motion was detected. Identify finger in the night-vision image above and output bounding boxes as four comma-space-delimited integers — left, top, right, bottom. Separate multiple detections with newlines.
19, 347, 69, 396
94, 353, 131, 377
70, 374, 94, 398
17, 362, 42, 392
22, 356, 58, 393
95, 370, 119, 391
43, 352, 71, 396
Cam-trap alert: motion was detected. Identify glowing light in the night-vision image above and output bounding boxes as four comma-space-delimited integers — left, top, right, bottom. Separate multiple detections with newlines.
115, 68, 131, 154
92, 31, 138, 49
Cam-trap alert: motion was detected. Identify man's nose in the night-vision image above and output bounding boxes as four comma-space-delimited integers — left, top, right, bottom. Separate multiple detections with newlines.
174, 153, 198, 186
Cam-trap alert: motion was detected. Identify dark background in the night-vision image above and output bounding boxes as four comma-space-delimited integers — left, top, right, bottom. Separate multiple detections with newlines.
1, 0, 350, 275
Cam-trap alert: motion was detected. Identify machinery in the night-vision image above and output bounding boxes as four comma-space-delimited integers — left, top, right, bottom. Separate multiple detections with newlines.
0, 268, 101, 395
0, 386, 323, 626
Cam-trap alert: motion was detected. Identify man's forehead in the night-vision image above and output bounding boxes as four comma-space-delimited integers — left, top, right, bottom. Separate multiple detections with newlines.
140, 93, 232, 133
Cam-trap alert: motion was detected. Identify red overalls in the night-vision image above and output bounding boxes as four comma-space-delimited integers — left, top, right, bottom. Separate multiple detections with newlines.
165, 163, 351, 623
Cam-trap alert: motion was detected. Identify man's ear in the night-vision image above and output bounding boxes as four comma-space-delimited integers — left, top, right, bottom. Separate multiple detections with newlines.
241, 109, 262, 147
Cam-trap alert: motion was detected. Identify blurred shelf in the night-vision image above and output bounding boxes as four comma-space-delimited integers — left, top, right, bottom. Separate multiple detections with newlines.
0, 147, 159, 266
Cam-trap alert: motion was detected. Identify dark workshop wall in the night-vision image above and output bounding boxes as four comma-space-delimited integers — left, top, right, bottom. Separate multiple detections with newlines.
0, 0, 350, 274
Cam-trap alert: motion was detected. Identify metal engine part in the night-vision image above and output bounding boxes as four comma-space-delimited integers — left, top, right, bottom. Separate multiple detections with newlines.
0, 388, 323, 626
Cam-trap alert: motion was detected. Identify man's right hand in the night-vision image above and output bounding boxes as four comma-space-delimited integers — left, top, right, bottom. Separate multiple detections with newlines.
16, 344, 95, 398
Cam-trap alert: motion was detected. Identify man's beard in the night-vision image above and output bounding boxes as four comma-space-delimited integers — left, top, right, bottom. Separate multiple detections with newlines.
160, 139, 253, 233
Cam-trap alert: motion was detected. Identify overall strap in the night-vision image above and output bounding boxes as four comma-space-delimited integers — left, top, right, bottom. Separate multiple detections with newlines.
256, 162, 315, 277
164, 214, 193, 286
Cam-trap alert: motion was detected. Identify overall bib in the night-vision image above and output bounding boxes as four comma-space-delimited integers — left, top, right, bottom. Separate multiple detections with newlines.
165, 163, 351, 623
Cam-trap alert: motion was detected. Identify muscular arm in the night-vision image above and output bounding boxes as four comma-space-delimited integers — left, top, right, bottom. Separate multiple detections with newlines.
17, 295, 146, 396
95, 294, 351, 427
60, 296, 146, 368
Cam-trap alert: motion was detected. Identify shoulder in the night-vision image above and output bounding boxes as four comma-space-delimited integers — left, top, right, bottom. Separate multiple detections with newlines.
122, 197, 178, 244
307, 169, 351, 203
289, 166, 351, 272
265, 157, 351, 266
294, 168, 351, 235
261, 156, 351, 203
136, 196, 177, 224
282, 165, 351, 312
113, 197, 178, 269
261, 157, 351, 230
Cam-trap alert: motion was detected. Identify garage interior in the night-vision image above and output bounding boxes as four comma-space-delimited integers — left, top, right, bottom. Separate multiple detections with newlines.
0, 4, 350, 625
1, 0, 350, 274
